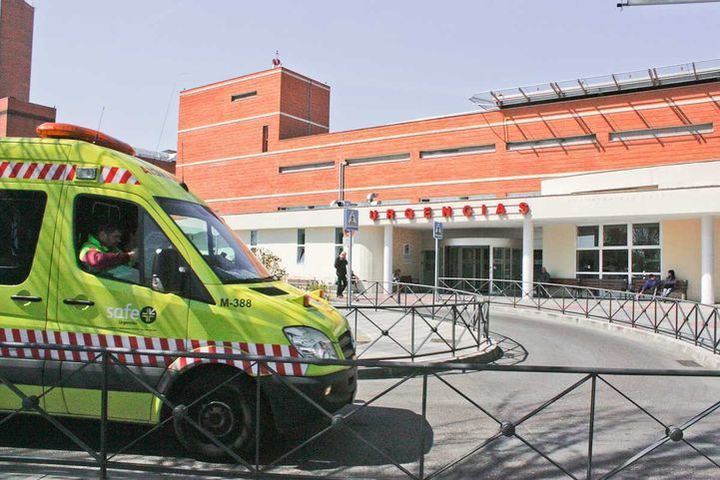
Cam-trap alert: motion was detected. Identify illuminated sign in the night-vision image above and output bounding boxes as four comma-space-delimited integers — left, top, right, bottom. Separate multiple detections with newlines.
369, 202, 530, 221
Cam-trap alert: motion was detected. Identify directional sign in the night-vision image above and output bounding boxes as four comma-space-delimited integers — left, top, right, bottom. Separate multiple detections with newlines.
344, 208, 360, 232
433, 221, 444, 240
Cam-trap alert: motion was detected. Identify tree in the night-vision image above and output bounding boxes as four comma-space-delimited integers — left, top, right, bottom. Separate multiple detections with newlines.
251, 247, 287, 280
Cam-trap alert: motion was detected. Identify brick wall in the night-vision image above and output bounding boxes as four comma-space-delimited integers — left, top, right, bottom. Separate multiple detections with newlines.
178, 68, 720, 216
0, 97, 56, 137
0, 0, 33, 102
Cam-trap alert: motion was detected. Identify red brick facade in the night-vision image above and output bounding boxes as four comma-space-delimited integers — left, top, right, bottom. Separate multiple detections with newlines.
0, 0, 33, 102
0, 0, 55, 137
177, 67, 720, 216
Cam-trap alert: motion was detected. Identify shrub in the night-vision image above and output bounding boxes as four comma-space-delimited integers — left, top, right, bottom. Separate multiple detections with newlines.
251, 247, 287, 280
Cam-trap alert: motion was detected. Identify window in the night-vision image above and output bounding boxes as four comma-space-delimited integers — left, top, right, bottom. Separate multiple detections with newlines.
576, 223, 661, 282
74, 195, 175, 287
250, 230, 258, 247
609, 123, 713, 142
279, 161, 334, 174
345, 153, 410, 166
262, 125, 269, 153
297, 229, 306, 264
0, 191, 46, 285
334, 227, 344, 257
231, 91, 257, 102
507, 134, 597, 151
158, 198, 271, 284
420, 144, 495, 159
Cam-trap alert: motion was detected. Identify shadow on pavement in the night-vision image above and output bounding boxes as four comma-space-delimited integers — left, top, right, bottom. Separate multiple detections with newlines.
0, 403, 433, 474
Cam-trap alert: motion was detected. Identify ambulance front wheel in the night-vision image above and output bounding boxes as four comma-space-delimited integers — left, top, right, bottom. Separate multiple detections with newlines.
173, 372, 260, 460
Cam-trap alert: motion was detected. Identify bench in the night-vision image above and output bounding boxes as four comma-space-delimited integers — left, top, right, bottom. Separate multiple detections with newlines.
545, 277, 628, 299
630, 278, 688, 300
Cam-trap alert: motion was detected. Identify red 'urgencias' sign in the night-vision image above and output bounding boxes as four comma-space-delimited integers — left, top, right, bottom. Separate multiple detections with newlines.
369, 202, 530, 221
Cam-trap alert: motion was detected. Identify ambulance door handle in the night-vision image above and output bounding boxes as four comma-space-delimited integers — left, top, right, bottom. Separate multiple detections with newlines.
11, 294, 42, 303
63, 298, 95, 307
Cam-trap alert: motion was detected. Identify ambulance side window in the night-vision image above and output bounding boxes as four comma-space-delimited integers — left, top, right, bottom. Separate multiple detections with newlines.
74, 195, 175, 288
0, 191, 47, 285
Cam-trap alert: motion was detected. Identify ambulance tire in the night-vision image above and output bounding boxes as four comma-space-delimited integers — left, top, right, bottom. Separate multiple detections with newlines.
173, 372, 261, 461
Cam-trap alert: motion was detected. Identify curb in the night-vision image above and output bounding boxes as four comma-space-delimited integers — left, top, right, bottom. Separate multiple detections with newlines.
357, 343, 503, 379
492, 305, 720, 369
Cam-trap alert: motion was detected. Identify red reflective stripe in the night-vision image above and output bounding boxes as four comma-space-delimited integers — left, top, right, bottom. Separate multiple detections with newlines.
52, 164, 66, 180
128, 336, 143, 365
119, 170, 133, 184
9, 163, 23, 178
272, 344, 286, 376
23, 163, 37, 179
0, 161, 9, 176
105, 167, 118, 183
38, 163, 52, 179
66, 166, 76, 180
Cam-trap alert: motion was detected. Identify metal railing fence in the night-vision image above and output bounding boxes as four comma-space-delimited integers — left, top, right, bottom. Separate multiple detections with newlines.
338, 281, 490, 360
0, 341, 718, 479
439, 277, 720, 355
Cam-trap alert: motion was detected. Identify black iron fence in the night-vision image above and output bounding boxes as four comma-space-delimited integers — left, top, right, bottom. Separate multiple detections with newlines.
0, 341, 718, 479
439, 278, 720, 355
338, 281, 490, 360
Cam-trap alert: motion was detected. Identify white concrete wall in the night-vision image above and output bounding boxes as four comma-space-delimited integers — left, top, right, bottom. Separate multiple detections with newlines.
235, 226, 384, 283
542, 224, 576, 279
662, 218, 720, 302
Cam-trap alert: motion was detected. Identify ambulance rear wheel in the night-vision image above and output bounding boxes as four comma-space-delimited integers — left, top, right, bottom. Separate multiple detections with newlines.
173, 373, 258, 460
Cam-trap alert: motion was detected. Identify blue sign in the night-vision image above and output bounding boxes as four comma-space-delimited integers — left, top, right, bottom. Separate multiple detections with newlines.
344, 208, 360, 232
433, 221, 444, 240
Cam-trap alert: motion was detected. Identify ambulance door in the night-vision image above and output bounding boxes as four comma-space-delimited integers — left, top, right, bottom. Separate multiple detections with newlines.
50, 187, 191, 420
0, 184, 62, 412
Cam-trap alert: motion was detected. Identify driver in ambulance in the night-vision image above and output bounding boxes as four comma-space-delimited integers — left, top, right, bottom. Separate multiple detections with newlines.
79, 223, 138, 281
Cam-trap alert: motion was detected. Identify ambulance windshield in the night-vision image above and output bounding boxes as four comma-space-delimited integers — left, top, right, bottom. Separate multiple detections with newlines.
157, 198, 272, 284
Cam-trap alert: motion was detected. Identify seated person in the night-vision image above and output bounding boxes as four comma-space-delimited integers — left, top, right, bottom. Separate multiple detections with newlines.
637, 274, 660, 298
538, 267, 551, 283
79, 224, 138, 282
661, 269, 677, 297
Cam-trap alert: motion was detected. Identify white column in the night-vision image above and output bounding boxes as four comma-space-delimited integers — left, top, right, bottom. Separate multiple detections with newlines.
522, 215, 534, 297
383, 225, 394, 287
701, 216, 715, 305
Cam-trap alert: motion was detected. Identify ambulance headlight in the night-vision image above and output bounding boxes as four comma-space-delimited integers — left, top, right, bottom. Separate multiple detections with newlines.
284, 327, 338, 359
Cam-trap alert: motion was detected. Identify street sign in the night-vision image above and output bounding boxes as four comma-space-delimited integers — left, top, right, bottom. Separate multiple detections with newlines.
433, 221, 444, 240
344, 208, 360, 232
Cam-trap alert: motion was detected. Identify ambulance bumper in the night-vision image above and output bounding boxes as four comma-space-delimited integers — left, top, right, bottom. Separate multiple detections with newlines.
259, 366, 357, 431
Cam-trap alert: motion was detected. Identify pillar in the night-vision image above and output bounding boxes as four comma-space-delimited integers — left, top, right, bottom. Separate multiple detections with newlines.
522, 215, 534, 297
383, 225, 394, 287
701, 216, 715, 305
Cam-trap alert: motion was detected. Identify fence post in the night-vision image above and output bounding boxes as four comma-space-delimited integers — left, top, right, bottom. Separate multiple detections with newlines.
411, 308, 416, 361
100, 352, 109, 479
419, 374, 428, 480
256, 361, 262, 472
452, 306, 457, 355
375, 282, 379, 311
587, 374, 597, 480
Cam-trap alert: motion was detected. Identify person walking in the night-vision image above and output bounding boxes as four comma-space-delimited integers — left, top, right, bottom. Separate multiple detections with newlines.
335, 251, 348, 298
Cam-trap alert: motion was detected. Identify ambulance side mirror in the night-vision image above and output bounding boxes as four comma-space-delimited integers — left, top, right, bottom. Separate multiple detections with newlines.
151, 248, 185, 294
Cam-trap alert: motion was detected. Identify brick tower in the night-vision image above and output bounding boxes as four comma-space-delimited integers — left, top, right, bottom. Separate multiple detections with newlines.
0, 0, 55, 137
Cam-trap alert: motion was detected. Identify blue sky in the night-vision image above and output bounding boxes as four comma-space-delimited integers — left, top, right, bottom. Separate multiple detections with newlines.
27, 0, 720, 151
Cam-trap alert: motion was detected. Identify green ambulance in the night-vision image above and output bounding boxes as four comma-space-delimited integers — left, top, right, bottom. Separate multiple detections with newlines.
0, 124, 356, 459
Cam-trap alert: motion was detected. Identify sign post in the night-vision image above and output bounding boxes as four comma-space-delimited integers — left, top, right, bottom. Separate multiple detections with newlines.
343, 208, 359, 306
432, 221, 444, 305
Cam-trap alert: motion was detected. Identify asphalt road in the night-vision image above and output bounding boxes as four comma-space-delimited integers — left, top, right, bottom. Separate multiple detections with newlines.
0, 311, 718, 479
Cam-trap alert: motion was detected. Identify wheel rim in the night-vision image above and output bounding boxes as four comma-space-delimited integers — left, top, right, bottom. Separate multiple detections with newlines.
198, 400, 236, 438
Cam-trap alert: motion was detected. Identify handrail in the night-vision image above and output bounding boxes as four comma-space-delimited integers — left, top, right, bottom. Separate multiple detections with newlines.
439, 277, 720, 355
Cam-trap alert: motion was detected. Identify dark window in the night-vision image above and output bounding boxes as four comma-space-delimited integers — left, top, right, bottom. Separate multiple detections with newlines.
250, 230, 258, 247
420, 144, 495, 159
603, 224, 627, 247
602, 250, 628, 273
632, 223, 660, 246
262, 125, 269, 153
609, 123, 713, 142
0, 191, 47, 285
335, 227, 344, 257
507, 134, 596, 151
231, 91, 257, 102
74, 195, 211, 302
577, 251, 599, 273
577, 226, 599, 248
297, 229, 306, 264
279, 161, 334, 173
345, 153, 410, 166
632, 249, 661, 273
